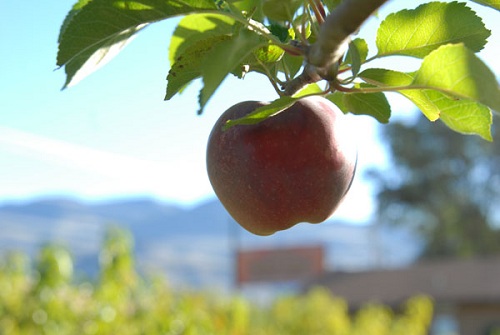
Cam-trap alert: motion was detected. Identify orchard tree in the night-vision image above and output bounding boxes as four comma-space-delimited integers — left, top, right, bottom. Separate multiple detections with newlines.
57, 0, 500, 235
371, 114, 500, 259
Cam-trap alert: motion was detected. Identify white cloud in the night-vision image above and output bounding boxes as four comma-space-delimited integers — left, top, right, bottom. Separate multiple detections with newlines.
0, 126, 214, 202
0, 126, 165, 177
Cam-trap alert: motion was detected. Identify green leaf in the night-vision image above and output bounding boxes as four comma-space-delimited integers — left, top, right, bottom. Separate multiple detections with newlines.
58, 0, 93, 43
326, 82, 391, 123
166, 13, 236, 100
169, 13, 236, 66
359, 68, 493, 140
227, 0, 261, 13
376, 1, 490, 58
292, 83, 323, 98
279, 53, 303, 78
57, 0, 218, 88
165, 35, 231, 100
268, 22, 290, 42
402, 89, 444, 122
343, 92, 391, 123
413, 43, 500, 113
253, 44, 284, 63
360, 68, 441, 121
359, 68, 414, 87
224, 96, 297, 129
199, 28, 265, 113
262, 0, 301, 22
437, 95, 493, 141
343, 38, 368, 77
469, 0, 500, 11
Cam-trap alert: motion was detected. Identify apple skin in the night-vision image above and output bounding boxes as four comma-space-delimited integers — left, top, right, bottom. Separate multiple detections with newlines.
206, 96, 357, 236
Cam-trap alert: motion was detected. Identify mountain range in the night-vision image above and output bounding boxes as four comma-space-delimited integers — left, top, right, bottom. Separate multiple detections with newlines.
0, 196, 422, 289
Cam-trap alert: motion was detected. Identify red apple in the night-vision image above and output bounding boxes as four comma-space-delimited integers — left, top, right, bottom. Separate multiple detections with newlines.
206, 96, 357, 235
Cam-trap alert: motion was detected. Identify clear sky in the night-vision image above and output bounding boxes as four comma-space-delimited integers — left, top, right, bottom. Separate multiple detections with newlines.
1, 1, 499, 223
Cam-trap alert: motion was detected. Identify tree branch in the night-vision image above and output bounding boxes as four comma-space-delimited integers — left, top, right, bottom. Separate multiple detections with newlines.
282, 0, 390, 96
308, 0, 389, 68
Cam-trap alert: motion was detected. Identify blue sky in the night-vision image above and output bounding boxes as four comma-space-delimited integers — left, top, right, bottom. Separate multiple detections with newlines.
1, 1, 498, 223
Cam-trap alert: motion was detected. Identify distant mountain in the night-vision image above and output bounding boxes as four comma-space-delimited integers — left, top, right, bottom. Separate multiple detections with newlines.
0, 196, 423, 289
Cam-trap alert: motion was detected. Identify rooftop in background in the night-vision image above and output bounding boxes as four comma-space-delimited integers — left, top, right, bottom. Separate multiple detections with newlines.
304, 256, 500, 308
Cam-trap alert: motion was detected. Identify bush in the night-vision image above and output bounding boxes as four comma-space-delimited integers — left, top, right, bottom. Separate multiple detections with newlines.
0, 227, 433, 334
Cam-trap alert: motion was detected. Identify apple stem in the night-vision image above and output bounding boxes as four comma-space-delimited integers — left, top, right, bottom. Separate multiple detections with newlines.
282, 64, 323, 96
282, 0, 389, 96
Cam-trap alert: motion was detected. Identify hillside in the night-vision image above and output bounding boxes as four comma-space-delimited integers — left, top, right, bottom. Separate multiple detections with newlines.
0, 197, 422, 288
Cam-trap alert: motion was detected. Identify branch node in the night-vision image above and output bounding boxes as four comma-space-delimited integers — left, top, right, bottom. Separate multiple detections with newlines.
281, 0, 389, 96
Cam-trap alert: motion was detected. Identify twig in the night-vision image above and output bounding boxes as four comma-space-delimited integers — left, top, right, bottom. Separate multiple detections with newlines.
308, 0, 326, 25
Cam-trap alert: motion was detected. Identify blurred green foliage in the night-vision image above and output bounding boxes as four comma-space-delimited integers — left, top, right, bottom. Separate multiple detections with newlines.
0, 227, 433, 334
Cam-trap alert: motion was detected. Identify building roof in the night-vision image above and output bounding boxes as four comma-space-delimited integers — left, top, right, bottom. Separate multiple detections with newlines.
303, 256, 500, 307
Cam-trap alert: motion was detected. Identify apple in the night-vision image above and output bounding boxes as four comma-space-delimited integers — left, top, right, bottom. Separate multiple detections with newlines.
206, 96, 357, 236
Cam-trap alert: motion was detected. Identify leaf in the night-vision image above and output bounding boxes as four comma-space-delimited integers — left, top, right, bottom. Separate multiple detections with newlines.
343, 38, 368, 77
165, 13, 236, 100
57, 0, 218, 88
227, 0, 262, 13
437, 95, 493, 141
58, 0, 93, 43
165, 35, 231, 100
413, 43, 500, 113
279, 53, 303, 78
253, 44, 284, 63
199, 28, 265, 113
360, 68, 442, 121
223, 96, 297, 129
268, 22, 290, 42
469, 0, 500, 11
169, 13, 236, 66
359, 68, 493, 140
343, 92, 391, 123
292, 83, 323, 98
262, 0, 302, 22
376, 1, 490, 58
359, 68, 414, 87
